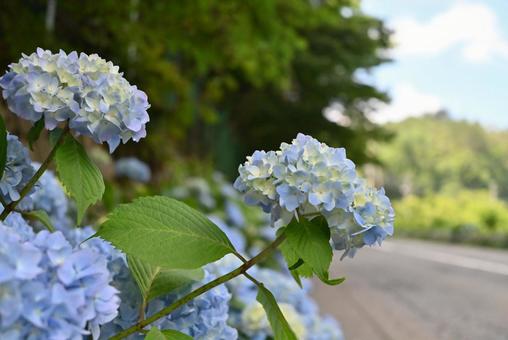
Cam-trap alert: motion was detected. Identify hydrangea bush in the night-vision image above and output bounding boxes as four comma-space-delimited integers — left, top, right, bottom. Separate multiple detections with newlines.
0, 49, 394, 339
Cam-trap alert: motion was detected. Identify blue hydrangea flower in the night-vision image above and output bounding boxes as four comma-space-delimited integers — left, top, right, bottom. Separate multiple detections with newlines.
0, 48, 150, 152
2, 211, 35, 241
0, 224, 119, 339
29, 164, 70, 230
206, 257, 344, 340
98, 268, 237, 339
307, 315, 345, 340
0, 134, 36, 208
69, 228, 237, 339
234, 133, 394, 256
115, 157, 151, 183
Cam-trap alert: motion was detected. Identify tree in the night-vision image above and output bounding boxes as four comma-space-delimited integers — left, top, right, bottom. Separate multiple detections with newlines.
0, 0, 392, 177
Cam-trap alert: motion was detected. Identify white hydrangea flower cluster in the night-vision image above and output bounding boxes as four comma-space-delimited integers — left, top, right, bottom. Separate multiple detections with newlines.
234, 133, 394, 256
0, 48, 150, 152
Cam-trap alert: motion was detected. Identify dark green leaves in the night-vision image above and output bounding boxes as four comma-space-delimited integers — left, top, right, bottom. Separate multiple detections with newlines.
96, 196, 236, 269
55, 135, 104, 224
145, 327, 192, 340
256, 284, 298, 340
128, 255, 203, 303
27, 118, 45, 150
281, 217, 344, 286
0, 114, 7, 180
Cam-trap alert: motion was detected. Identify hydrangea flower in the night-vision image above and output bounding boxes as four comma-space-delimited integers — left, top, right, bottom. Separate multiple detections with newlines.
234, 133, 394, 256
307, 315, 345, 340
0, 134, 36, 208
207, 257, 344, 340
0, 48, 150, 152
98, 268, 237, 339
68, 228, 236, 339
115, 157, 151, 183
29, 164, 70, 230
0, 224, 119, 339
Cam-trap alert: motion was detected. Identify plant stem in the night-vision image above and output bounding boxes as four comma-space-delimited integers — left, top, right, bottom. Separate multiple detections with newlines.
0, 126, 69, 221
110, 233, 287, 340
138, 299, 146, 322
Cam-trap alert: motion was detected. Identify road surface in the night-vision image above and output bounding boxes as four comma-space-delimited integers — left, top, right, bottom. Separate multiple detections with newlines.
312, 239, 508, 340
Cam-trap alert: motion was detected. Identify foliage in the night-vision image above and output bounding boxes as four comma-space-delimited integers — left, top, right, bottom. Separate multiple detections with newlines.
55, 134, 105, 223
375, 114, 507, 198
97, 196, 236, 269
0, 0, 392, 172
255, 284, 298, 340
395, 190, 508, 248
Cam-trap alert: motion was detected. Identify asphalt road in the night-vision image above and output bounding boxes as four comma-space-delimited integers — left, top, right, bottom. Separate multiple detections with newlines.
312, 239, 508, 340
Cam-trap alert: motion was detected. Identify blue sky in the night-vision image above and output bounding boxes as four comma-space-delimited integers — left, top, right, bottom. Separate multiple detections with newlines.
361, 0, 508, 128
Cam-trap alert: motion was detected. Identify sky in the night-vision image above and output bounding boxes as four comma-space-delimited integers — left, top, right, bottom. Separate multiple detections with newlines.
360, 0, 508, 128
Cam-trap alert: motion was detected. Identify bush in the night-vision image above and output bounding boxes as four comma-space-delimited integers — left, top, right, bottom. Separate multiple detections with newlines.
394, 190, 508, 247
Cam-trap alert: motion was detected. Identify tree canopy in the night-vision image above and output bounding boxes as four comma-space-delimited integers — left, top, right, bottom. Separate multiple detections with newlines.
375, 113, 508, 199
0, 0, 392, 176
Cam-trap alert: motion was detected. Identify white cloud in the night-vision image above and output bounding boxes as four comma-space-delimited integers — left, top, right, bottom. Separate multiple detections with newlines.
393, 2, 508, 62
369, 83, 443, 123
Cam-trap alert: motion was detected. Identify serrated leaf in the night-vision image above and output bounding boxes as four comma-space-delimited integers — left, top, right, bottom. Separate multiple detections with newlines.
96, 196, 236, 269
22, 210, 56, 232
256, 284, 298, 340
145, 327, 192, 340
55, 135, 104, 224
27, 118, 45, 150
285, 217, 332, 279
0, 114, 6, 180
128, 255, 203, 303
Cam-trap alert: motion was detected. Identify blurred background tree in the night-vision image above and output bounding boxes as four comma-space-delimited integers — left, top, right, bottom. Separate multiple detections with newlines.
0, 0, 392, 179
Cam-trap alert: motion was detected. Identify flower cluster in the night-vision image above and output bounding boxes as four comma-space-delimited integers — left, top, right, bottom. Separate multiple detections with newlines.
0, 48, 150, 152
0, 134, 36, 208
115, 157, 151, 183
98, 268, 237, 339
207, 255, 345, 340
30, 164, 70, 230
234, 133, 394, 256
66, 227, 236, 339
0, 223, 119, 339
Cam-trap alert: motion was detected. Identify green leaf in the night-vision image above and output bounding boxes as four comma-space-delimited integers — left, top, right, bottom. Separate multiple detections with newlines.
256, 284, 298, 340
27, 118, 45, 150
0, 114, 7, 180
145, 327, 192, 340
22, 210, 55, 232
318, 274, 345, 286
55, 135, 105, 224
285, 217, 332, 279
96, 196, 236, 269
128, 255, 203, 303
287, 258, 304, 271
277, 227, 313, 286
